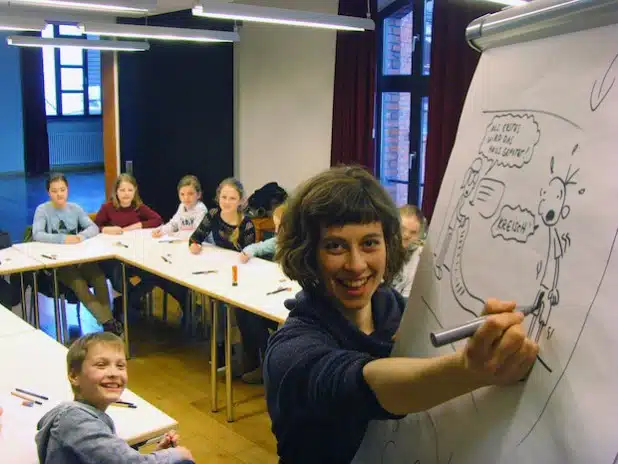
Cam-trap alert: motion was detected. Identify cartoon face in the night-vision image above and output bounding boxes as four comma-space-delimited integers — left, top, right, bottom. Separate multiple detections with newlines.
461, 158, 483, 197
538, 177, 569, 226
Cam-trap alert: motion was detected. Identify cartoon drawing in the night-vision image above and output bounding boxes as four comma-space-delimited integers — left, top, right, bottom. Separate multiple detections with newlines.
528, 146, 578, 343
433, 157, 486, 316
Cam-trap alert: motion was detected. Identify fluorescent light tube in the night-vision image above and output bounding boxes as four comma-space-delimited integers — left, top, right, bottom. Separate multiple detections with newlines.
485, 0, 527, 5
9, 0, 154, 14
192, 2, 375, 32
81, 22, 240, 43
0, 17, 46, 31
6, 35, 150, 51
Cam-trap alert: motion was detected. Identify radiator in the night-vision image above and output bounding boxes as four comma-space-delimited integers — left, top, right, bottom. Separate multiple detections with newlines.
49, 132, 103, 166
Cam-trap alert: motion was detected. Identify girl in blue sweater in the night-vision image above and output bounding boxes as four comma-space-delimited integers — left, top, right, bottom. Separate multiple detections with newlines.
264, 166, 539, 463
32, 173, 122, 336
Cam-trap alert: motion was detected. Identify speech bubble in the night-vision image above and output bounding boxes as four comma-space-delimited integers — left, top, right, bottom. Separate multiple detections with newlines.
479, 114, 540, 169
472, 178, 505, 219
491, 205, 538, 243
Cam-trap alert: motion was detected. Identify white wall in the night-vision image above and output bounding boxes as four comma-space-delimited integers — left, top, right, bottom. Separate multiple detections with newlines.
234, 0, 339, 196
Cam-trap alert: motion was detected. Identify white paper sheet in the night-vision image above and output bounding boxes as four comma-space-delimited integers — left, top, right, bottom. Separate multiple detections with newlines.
355, 21, 618, 464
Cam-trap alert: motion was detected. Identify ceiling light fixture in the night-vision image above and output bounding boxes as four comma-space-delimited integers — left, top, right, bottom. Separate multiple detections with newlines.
0, 16, 46, 31
8, 0, 155, 15
192, 2, 375, 32
80, 21, 240, 43
484, 0, 527, 6
6, 35, 150, 51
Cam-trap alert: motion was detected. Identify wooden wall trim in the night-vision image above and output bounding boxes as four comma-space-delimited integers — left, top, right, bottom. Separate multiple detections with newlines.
102, 51, 119, 200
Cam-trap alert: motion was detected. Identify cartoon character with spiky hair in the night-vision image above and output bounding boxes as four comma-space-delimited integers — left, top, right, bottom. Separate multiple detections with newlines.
528, 145, 579, 344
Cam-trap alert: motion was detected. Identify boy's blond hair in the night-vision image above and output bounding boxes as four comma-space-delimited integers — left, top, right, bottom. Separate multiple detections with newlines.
399, 204, 426, 239
273, 202, 287, 220
67, 332, 125, 393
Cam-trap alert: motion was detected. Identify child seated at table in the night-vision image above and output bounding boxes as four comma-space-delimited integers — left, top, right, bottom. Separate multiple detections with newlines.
392, 204, 426, 299
36, 332, 194, 463
239, 202, 287, 263
95, 174, 185, 318
152, 175, 207, 239
32, 173, 121, 336
190, 178, 276, 383
95, 173, 162, 234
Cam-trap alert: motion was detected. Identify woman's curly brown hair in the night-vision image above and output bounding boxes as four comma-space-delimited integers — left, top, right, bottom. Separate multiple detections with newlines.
275, 166, 405, 291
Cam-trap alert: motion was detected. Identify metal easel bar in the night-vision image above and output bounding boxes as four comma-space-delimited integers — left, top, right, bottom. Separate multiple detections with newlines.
467, 0, 618, 52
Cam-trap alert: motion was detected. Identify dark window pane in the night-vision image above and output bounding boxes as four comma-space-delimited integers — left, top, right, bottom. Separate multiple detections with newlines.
422, 0, 433, 75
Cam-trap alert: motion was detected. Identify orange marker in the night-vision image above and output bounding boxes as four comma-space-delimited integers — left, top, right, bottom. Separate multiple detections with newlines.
232, 265, 238, 286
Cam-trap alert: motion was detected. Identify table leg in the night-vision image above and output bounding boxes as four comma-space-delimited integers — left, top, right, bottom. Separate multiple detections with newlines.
226, 304, 234, 422
19, 272, 27, 321
121, 263, 130, 358
33, 271, 40, 329
52, 268, 62, 342
201, 294, 210, 339
211, 298, 218, 412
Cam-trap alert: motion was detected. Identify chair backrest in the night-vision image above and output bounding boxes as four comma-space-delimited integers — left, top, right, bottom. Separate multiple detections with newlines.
23, 225, 33, 243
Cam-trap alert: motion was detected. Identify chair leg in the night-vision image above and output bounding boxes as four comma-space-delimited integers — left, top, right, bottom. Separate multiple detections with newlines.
145, 292, 153, 320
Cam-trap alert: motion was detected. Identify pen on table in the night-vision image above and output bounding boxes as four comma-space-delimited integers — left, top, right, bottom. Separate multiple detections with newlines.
134, 434, 166, 448
192, 270, 217, 275
11, 391, 42, 405
15, 388, 48, 401
267, 287, 292, 296
161, 256, 171, 264
232, 265, 238, 286
430, 291, 545, 347
41, 254, 56, 260
113, 400, 137, 408
115, 242, 129, 249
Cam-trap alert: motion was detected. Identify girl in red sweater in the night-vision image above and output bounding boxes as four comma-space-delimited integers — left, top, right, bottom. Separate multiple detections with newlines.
95, 174, 172, 320
95, 173, 162, 233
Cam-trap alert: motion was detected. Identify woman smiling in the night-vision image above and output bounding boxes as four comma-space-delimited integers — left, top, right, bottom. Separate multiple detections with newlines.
264, 166, 539, 464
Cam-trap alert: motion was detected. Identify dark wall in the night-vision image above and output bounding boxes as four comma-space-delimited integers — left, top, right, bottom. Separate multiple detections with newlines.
118, 11, 234, 219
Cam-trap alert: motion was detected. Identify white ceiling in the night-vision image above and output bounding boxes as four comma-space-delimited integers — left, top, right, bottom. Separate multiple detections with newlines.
151, 0, 195, 15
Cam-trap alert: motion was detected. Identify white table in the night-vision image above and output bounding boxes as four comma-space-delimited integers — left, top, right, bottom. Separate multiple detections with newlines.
0, 246, 45, 275
128, 241, 299, 420
13, 240, 118, 345
15, 230, 299, 422
0, 246, 45, 328
0, 304, 36, 338
0, 328, 178, 463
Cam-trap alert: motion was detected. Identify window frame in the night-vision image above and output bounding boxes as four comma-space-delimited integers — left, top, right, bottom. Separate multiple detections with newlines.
375, 0, 432, 207
45, 24, 101, 119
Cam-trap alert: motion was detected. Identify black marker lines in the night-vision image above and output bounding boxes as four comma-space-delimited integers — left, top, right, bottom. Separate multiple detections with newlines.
518, 227, 618, 446
482, 109, 581, 130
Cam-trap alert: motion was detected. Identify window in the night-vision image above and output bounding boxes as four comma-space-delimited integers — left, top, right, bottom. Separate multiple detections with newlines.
376, 0, 433, 207
42, 24, 102, 117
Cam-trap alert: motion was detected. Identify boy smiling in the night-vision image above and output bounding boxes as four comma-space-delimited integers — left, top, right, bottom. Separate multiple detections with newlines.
36, 333, 194, 463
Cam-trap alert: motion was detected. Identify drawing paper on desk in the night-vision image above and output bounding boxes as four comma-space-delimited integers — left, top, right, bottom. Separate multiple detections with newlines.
354, 21, 618, 464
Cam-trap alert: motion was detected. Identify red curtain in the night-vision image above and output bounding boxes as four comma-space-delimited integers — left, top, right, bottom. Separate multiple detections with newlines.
421, 0, 499, 222
330, 0, 377, 171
